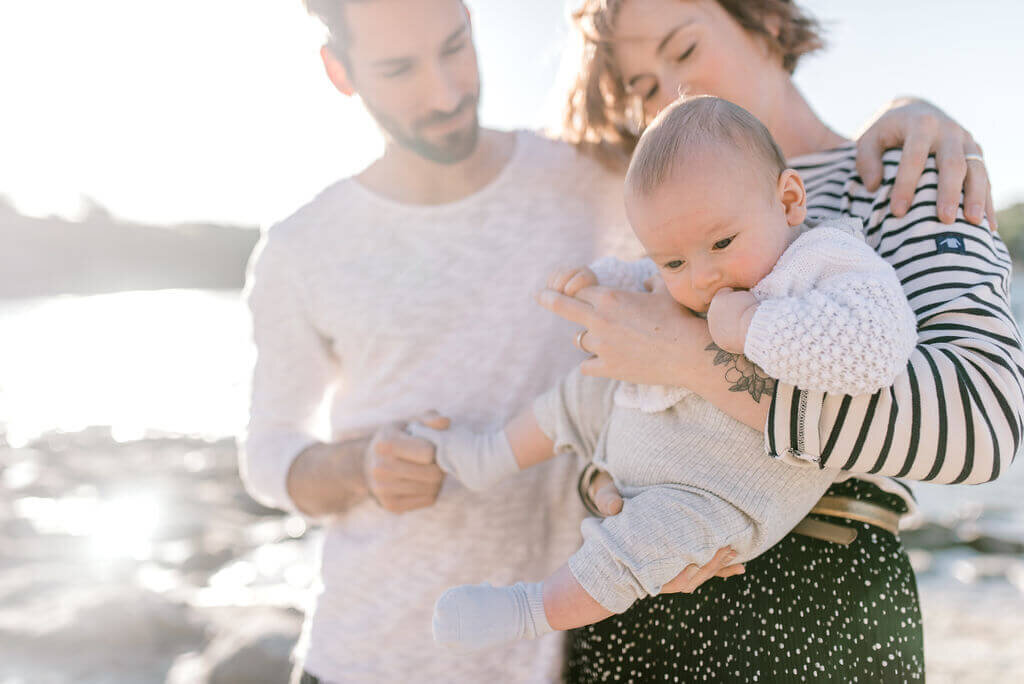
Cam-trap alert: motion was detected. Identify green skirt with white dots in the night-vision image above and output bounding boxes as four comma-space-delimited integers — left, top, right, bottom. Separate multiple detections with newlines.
563, 479, 923, 683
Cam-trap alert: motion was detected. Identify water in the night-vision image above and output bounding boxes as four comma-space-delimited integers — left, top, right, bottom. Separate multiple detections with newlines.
3, 286, 1023, 519
0, 289, 252, 446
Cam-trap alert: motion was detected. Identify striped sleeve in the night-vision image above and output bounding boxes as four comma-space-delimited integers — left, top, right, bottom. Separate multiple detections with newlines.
767, 150, 1024, 484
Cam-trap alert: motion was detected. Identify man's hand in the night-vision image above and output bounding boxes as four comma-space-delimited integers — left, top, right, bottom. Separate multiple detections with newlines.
365, 413, 449, 514
706, 288, 758, 354
856, 97, 994, 229
286, 413, 449, 517
585, 470, 745, 592
547, 265, 599, 297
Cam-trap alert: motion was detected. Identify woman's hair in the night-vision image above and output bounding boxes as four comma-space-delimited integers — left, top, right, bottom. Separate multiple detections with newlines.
561, 0, 824, 168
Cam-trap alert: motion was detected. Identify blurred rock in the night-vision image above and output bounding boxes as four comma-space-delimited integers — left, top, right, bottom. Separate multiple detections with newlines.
901, 522, 962, 550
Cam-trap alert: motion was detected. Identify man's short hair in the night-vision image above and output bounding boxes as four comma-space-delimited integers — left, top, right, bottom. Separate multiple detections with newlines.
303, 0, 465, 63
303, 0, 363, 62
625, 96, 788, 196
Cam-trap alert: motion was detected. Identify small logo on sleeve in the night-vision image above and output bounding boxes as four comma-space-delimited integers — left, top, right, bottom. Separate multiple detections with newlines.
935, 233, 966, 254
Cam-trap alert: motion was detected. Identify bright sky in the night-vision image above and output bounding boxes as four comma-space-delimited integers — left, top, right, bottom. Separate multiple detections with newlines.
1, 0, 1021, 227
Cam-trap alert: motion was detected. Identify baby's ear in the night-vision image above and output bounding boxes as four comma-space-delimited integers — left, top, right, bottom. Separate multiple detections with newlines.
778, 169, 807, 226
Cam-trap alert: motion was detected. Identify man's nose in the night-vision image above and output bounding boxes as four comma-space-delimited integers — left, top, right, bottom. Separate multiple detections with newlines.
422, 62, 463, 114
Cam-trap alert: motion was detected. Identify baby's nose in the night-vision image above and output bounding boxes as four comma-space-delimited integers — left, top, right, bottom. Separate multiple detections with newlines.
690, 266, 719, 291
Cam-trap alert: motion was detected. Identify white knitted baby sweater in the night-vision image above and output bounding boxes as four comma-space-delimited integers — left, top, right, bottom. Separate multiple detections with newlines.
592, 217, 918, 411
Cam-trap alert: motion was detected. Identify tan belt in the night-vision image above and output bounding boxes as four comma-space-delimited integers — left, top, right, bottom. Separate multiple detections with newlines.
791, 495, 902, 546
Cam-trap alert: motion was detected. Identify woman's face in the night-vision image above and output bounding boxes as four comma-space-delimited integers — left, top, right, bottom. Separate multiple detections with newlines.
613, 0, 787, 125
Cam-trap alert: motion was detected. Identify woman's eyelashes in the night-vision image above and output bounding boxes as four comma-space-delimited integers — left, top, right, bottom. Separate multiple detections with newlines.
712, 235, 736, 250
676, 43, 697, 63
640, 43, 697, 101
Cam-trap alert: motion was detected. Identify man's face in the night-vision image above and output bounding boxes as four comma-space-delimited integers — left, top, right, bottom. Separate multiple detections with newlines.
343, 0, 481, 164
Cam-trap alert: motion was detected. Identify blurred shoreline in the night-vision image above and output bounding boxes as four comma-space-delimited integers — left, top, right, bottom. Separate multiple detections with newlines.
1, 422, 1023, 682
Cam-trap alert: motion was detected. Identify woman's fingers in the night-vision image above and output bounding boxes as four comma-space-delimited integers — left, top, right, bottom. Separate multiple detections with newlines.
588, 471, 623, 516
661, 546, 740, 594
715, 563, 746, 579
933, 137, 968, 224
412, 409, 451, 430
547, 267, 577, 293
564, 270, 596, 297
889, 128, 932, 218
593, 483, 623, 516
854, 129, 886, 192
986, 187, 998, 232
536, 288, 595, 327
688, 546, 739, 589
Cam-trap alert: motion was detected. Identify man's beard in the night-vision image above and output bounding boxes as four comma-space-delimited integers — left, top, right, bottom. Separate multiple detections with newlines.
367, 93, 481, 165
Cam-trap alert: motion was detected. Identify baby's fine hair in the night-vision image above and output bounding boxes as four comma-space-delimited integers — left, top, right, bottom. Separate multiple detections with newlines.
626, 96, 787, 196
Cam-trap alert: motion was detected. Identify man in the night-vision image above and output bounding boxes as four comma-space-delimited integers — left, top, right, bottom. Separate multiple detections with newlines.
240, 0, 638, 680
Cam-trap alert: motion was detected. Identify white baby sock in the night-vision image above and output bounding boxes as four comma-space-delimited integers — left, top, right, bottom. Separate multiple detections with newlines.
407, 423, 520, 491
432, 581, 553, 652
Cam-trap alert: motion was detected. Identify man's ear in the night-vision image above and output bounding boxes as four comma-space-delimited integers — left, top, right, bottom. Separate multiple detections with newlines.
320, 45, 355, 97
778, 168, 807, 227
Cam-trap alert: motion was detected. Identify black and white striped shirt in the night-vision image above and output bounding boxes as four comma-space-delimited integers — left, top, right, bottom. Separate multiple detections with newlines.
767, 144, 1024, 485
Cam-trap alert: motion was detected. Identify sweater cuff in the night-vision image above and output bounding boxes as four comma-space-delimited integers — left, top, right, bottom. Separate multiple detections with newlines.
742, 301, 782, 379
238, 429, 318, 515
567, 533, 638, 615
765, 383, 824, 468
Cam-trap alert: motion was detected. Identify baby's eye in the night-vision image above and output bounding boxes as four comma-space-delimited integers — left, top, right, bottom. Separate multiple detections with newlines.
713, 236, 735, 250
663, 259, 685, 270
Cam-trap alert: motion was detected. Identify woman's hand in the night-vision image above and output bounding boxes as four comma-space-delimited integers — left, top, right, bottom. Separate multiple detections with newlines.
537, 279, 709, 387
856, 97, 994, 229
548, 265, 599, 297
586, 470, 745, 593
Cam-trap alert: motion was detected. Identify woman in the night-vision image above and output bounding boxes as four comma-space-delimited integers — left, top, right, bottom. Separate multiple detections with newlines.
540, 1, 1022, 681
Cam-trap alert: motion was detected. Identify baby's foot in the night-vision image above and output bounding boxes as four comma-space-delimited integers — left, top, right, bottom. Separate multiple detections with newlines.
432, 581, 551, 652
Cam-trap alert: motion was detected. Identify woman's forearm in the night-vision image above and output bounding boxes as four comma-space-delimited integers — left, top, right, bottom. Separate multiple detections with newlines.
669, 327, 773, 432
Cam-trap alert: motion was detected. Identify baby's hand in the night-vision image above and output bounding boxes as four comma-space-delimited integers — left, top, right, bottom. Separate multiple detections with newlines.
707, 288, 759, 354
547, 265, 599, 297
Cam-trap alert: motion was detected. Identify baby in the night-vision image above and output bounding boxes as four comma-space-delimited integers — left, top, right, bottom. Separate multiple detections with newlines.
410, 96, 918, 652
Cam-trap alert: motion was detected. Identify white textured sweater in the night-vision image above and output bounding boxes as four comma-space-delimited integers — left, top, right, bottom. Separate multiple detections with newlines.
239, 131, 640, 683
746, 218, 918, 396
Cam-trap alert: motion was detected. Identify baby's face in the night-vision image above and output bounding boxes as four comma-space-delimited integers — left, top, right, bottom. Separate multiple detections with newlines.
625, 151, 805, 313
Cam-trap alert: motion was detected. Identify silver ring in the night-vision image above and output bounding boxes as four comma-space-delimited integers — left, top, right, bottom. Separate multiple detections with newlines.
965, 153, 985, 165
574, 329, 590, 354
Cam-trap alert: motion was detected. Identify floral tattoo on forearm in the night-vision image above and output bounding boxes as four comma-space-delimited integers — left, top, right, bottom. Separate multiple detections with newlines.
706, 342, 775, 402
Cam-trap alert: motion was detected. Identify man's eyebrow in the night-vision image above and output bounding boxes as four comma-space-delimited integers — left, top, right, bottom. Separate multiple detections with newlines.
370, 56, 413, 70
443, 24, 468, 47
